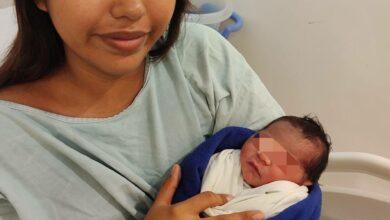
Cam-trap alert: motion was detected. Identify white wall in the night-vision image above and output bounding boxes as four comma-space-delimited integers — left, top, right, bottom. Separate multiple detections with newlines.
230, 0, 390, 195
0, 5, 17, 63
0, 0, 13, 9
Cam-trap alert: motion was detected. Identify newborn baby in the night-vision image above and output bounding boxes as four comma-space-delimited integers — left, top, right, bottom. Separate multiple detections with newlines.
201, 116, 331, 218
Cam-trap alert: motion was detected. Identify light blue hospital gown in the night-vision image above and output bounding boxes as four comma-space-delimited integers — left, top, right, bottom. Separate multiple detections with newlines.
0, 23, 284, 220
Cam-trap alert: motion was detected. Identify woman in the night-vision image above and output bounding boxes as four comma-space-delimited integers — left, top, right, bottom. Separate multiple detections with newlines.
0, 0, 284, 219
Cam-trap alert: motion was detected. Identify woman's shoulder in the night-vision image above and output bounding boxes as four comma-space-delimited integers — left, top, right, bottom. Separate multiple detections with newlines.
175, 22, 240, 59
0, 85, 20, 99
0, 82, 37, 103
0, 81, 57, 112
0, 87, 55, 143
0, 85, 30, 115
0, 84, 42, 124
177, 22, 222, 43
173, 22, 254, 90
0, 99, 29, 141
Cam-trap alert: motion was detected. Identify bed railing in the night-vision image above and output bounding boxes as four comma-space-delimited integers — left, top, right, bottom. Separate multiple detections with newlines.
325, 152, 390, 181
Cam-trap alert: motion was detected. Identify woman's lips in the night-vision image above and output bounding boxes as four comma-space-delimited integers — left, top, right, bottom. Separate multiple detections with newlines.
101, 35, 146, 53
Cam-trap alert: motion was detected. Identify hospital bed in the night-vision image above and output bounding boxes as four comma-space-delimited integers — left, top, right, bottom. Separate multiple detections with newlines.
320, 152, 390, 219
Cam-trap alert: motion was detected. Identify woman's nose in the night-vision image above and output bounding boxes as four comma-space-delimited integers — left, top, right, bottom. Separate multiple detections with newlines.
111, 0, 146, 21
257, 151, 271, 166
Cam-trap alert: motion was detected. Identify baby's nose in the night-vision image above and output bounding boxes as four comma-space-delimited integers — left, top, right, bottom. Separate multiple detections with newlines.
257, 151, 271, 166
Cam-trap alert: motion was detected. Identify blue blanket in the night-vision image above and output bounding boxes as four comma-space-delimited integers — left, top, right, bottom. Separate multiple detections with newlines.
172, 126, 321, 220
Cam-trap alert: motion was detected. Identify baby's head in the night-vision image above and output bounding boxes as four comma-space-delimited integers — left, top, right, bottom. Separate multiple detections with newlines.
240, 115, 331, 187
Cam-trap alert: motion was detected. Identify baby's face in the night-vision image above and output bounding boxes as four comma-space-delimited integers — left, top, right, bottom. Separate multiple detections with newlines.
240, 121, 312, 187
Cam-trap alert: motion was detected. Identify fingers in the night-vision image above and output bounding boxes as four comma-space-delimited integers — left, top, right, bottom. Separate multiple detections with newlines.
154, 164, 181, 206
205, 211, 264, 220
179, 191, 233, 214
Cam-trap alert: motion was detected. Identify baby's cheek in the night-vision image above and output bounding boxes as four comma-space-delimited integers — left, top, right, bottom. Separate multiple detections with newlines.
286, 165, 305, 181
241, 164, 253, 181
241, 165, 259, 186
266, 167, 286, 181
247, 174, 261, 187
270, 165, 304, 184
286, 165, 301, 175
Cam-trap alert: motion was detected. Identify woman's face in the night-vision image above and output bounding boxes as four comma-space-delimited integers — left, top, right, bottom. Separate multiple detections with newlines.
35, 0, 176, 76
240, 121, 313, 187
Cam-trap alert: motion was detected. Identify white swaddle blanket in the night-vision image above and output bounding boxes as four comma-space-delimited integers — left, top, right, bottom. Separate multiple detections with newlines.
201, 149, 309, 218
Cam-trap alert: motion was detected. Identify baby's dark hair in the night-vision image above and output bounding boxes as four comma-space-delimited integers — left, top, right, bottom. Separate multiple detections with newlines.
263, 115, 332, 184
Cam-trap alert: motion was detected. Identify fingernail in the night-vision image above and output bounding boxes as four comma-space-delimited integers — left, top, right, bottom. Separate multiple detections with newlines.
252, 213, 263, 220
171, 164, 178, 176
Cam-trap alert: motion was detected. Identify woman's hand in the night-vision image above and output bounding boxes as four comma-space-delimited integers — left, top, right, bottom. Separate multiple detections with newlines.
145, 164, 264, 220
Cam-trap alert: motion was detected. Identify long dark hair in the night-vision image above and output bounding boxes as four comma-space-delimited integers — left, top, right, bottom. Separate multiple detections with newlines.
0, 0, 189, 88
